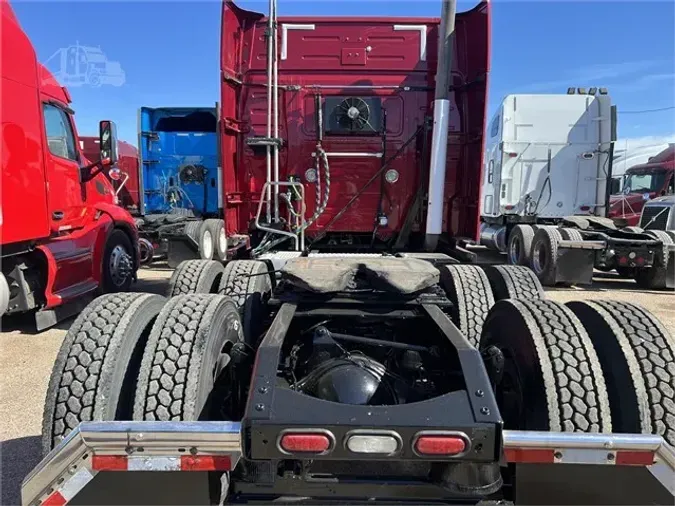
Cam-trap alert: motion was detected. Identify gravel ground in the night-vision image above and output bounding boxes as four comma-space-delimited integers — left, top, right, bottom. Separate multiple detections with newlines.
1, 265, 673, 505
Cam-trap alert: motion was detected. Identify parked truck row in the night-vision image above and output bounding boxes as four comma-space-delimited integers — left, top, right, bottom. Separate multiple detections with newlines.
20, 0, 675, 504
478, 91, 674, 289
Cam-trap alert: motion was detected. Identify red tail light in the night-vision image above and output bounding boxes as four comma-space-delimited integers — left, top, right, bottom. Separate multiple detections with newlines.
414, 434, 467, 456
636, 257, 645, 266
280, 432, 332, 453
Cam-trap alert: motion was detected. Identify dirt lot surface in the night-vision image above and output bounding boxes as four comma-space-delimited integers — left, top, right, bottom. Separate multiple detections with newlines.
1, 265, 674, 505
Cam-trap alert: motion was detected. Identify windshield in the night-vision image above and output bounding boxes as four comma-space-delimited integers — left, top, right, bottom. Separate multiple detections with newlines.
622, 170, 667, 194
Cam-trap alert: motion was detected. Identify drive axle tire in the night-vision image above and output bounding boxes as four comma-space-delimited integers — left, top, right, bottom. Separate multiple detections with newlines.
167, 259, 224, 297
205, 219, 228, 262
507, 225, 534, 266
42, 293, 166, 454
634, 230, 673, 290
567, 300, 675, 446
529, 227, 563, 286
218, 260, 272, 346
199, 220, 215, 260
480, 299, 612, 433
482, 265, 545, 301
184, 220, 201, 245
558, 227, 583, 242
440, 265, 495, 348
133, 294, 244, 421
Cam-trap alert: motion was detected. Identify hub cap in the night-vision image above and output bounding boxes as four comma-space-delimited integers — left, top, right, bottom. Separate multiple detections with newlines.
202, 230, 213, 259
109, 245, 133, 287
509, 236, 521, 264
218, 227, 227, 255
532, 241, 547, 274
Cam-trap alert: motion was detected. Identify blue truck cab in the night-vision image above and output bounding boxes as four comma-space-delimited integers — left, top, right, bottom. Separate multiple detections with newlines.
138, 106, 220, 216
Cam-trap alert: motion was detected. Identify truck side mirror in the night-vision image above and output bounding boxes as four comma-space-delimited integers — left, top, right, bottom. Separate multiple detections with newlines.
99, 120, 119, 166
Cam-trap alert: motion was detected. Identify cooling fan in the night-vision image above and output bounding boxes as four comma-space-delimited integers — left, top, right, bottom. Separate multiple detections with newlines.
335, 97, 371, 131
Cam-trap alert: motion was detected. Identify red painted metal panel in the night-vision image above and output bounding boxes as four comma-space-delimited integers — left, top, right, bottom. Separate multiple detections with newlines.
80, 137, 141, 214
220, 0, 489, 241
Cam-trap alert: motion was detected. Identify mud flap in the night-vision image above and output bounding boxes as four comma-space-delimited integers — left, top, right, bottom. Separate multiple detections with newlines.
553, 240, 604, 285
69, 472, 214, 506
667, 244, 675, 289
514, 462, 674, 505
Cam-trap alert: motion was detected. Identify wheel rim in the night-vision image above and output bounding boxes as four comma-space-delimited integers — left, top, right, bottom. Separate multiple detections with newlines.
109, 245, 132, 287
497, 350, 525, 429
509, 236, 521, 264
532, 241, 547, 274
202, 230, 213, 259
138, 238, 154, 264
218, 227, 227, 255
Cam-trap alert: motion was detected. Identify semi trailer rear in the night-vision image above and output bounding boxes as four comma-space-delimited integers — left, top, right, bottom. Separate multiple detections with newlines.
479, 91, 674, 289
24, 0, 675, 504
0, 0, 139, 329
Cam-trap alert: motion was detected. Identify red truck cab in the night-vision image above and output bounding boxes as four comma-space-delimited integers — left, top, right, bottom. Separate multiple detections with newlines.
609, 144, 675, 226
80, 136, 141, 215
0, 0, 139, 329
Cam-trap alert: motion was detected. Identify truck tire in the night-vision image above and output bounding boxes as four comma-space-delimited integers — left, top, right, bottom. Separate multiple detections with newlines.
482, 265, 545, 301
133, 294, 244, 421
199, 220, 215, 260
567, 300, 675, 446
184, 220, 201, 244
558, 227, 583, 242
101, 229, 135, 293
167, 259, 224, 297
529, 227, 563, 286
480, 299, 612, 433
440, 265, 495, 348
507, 225, 534, 266
217, 260, 272, 346
635, 230, 673, 290
205, 219, 228, 262
42, 293, 165, 453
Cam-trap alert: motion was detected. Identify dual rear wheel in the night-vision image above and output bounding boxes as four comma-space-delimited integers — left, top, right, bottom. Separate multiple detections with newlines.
43, 260, 675, 462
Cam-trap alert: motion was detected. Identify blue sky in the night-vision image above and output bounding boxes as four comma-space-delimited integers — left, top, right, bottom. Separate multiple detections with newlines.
13, 0, 675, 147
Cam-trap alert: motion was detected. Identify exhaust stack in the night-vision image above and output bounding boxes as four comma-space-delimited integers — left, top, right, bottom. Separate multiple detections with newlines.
424, 0, 457, 250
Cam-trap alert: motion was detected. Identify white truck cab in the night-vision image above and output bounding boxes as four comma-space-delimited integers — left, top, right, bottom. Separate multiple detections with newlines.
480, 92, 615, 251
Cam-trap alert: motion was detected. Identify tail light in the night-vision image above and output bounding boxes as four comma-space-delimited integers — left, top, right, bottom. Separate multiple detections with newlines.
413, 432, 468, 456
580, 205, 591, 211
279, 431, 333, 454
636, 256, 645, 266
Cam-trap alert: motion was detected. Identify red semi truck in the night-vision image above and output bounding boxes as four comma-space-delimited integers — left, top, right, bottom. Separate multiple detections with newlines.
80, 136, 142, 216
0, 0, 139, 329
609, 144, 675, 226
24, 0, 675, 504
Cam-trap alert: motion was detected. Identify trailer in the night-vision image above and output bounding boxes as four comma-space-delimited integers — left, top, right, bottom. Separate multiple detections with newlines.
0, 0, 139, 330
23, 0, 675, 504
478, 91, 674, 289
